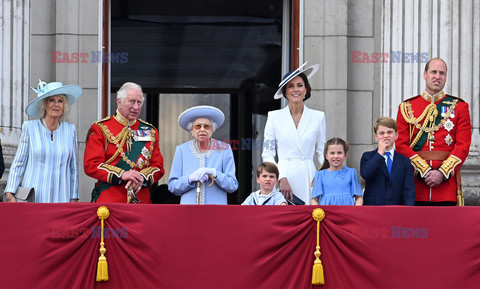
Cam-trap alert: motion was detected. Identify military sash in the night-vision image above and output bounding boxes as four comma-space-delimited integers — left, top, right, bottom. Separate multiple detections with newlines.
91, 138, 146, 202
412, 96, 458, 151
92, 121, 155, 202
400, 95, 458, 151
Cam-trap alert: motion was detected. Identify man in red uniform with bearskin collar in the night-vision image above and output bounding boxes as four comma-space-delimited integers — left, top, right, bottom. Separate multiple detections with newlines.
84, 82, 164, 203
396, 58, 471, 205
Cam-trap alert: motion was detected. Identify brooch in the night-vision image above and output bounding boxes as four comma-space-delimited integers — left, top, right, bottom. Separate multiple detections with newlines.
444, 119, 454, 132
141, 147, 151, 160
444, 134, 453, 146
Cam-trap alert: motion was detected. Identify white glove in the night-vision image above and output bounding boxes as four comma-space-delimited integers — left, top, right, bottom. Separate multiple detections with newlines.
200, 167, 216, 177
198, 174, 210, 183
188, 168, 216, 183
189, 169, 202, 183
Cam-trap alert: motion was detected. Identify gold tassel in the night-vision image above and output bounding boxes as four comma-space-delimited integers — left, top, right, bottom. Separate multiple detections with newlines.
456, 173, 464, 206
127, 185, 133, 204
312, 208, 325, 285
96, 206, 110, 282
457, 189, 465, 206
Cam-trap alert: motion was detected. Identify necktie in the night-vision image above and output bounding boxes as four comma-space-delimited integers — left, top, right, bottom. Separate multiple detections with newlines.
385, 151, 392, 175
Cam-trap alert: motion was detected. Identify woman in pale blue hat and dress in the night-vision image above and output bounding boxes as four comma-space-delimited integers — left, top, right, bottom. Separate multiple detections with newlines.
4, 80, 82, 203
168, 105, 239, 204
262, 63, 326, 205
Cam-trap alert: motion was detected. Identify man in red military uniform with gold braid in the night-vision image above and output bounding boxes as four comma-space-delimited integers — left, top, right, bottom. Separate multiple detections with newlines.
84, 82, 164, 203
396, 58, 471, 205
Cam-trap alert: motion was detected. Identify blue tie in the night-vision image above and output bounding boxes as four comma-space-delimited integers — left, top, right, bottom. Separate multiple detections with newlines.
385, 151, 393, 175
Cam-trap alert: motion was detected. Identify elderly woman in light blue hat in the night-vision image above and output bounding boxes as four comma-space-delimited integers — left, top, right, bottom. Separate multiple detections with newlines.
4, 80, 82, 203
168, 105, 239, 204
262, 62, 327, 205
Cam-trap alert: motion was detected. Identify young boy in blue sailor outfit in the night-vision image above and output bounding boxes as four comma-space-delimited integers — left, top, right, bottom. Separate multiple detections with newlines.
242, 162, 287, 205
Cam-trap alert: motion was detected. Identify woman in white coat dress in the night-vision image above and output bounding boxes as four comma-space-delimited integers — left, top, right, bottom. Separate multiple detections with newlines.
262, 63, 326, 204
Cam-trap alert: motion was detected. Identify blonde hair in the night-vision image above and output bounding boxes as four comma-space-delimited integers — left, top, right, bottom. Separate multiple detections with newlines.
374, 117, 398, 133
37, 95, 70, 122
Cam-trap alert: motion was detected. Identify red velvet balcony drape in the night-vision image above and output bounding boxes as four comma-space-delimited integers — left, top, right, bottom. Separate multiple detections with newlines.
1, 203, 479, 289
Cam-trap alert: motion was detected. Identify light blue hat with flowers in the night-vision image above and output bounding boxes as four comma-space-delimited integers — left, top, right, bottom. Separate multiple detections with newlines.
273, 62, 320, 99
178, 105, 225, 132
25, 79, 82, 117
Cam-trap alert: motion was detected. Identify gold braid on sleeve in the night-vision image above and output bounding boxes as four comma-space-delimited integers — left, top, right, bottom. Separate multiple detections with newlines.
140, 167, 160, 184
410, 155, 432, 178
438, 155, 461, 180
98, 163, 124, 183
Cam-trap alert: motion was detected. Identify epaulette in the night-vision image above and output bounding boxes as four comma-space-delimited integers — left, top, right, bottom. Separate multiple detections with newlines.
402, 95, 422, 102
93, 116, 111, 125
138, 118, 158, 130
446, 95, 466, 103
87, 116, 111, 142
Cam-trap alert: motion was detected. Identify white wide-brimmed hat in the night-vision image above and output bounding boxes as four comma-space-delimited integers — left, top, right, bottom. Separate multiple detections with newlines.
25, 79, 82, 117
178, 105, 225, 132
274, 62, 320, 99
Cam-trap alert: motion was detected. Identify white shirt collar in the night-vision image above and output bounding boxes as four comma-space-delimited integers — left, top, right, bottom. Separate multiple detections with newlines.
384, 148, 395, 159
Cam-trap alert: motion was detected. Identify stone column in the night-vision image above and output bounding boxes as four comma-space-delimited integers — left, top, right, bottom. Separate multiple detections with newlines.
0, 0, 30, 191
304, 0, 349, 141
303, 0, 379, 171
1, 0, 100, 200
345, 0, 378, 168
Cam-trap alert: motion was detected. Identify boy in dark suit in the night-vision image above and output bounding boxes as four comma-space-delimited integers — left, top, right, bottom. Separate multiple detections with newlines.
360, 117, 415, 205
0, 139, 4, 179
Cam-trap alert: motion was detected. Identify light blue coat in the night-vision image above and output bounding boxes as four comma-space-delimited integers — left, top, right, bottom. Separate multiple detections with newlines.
168, 139, 238, 204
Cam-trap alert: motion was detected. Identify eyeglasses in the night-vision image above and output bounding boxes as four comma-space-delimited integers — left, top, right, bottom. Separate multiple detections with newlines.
193, 124, 211, 130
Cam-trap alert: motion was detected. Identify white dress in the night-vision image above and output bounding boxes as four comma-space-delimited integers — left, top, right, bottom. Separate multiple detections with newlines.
262, 105, 326, 203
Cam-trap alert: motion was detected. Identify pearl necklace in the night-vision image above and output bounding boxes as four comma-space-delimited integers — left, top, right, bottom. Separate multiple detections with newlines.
41, 118, 59, 141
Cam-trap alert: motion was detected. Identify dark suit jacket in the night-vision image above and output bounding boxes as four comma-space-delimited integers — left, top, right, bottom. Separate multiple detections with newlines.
360, 149, 415, 205
0, 143, 4, 179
